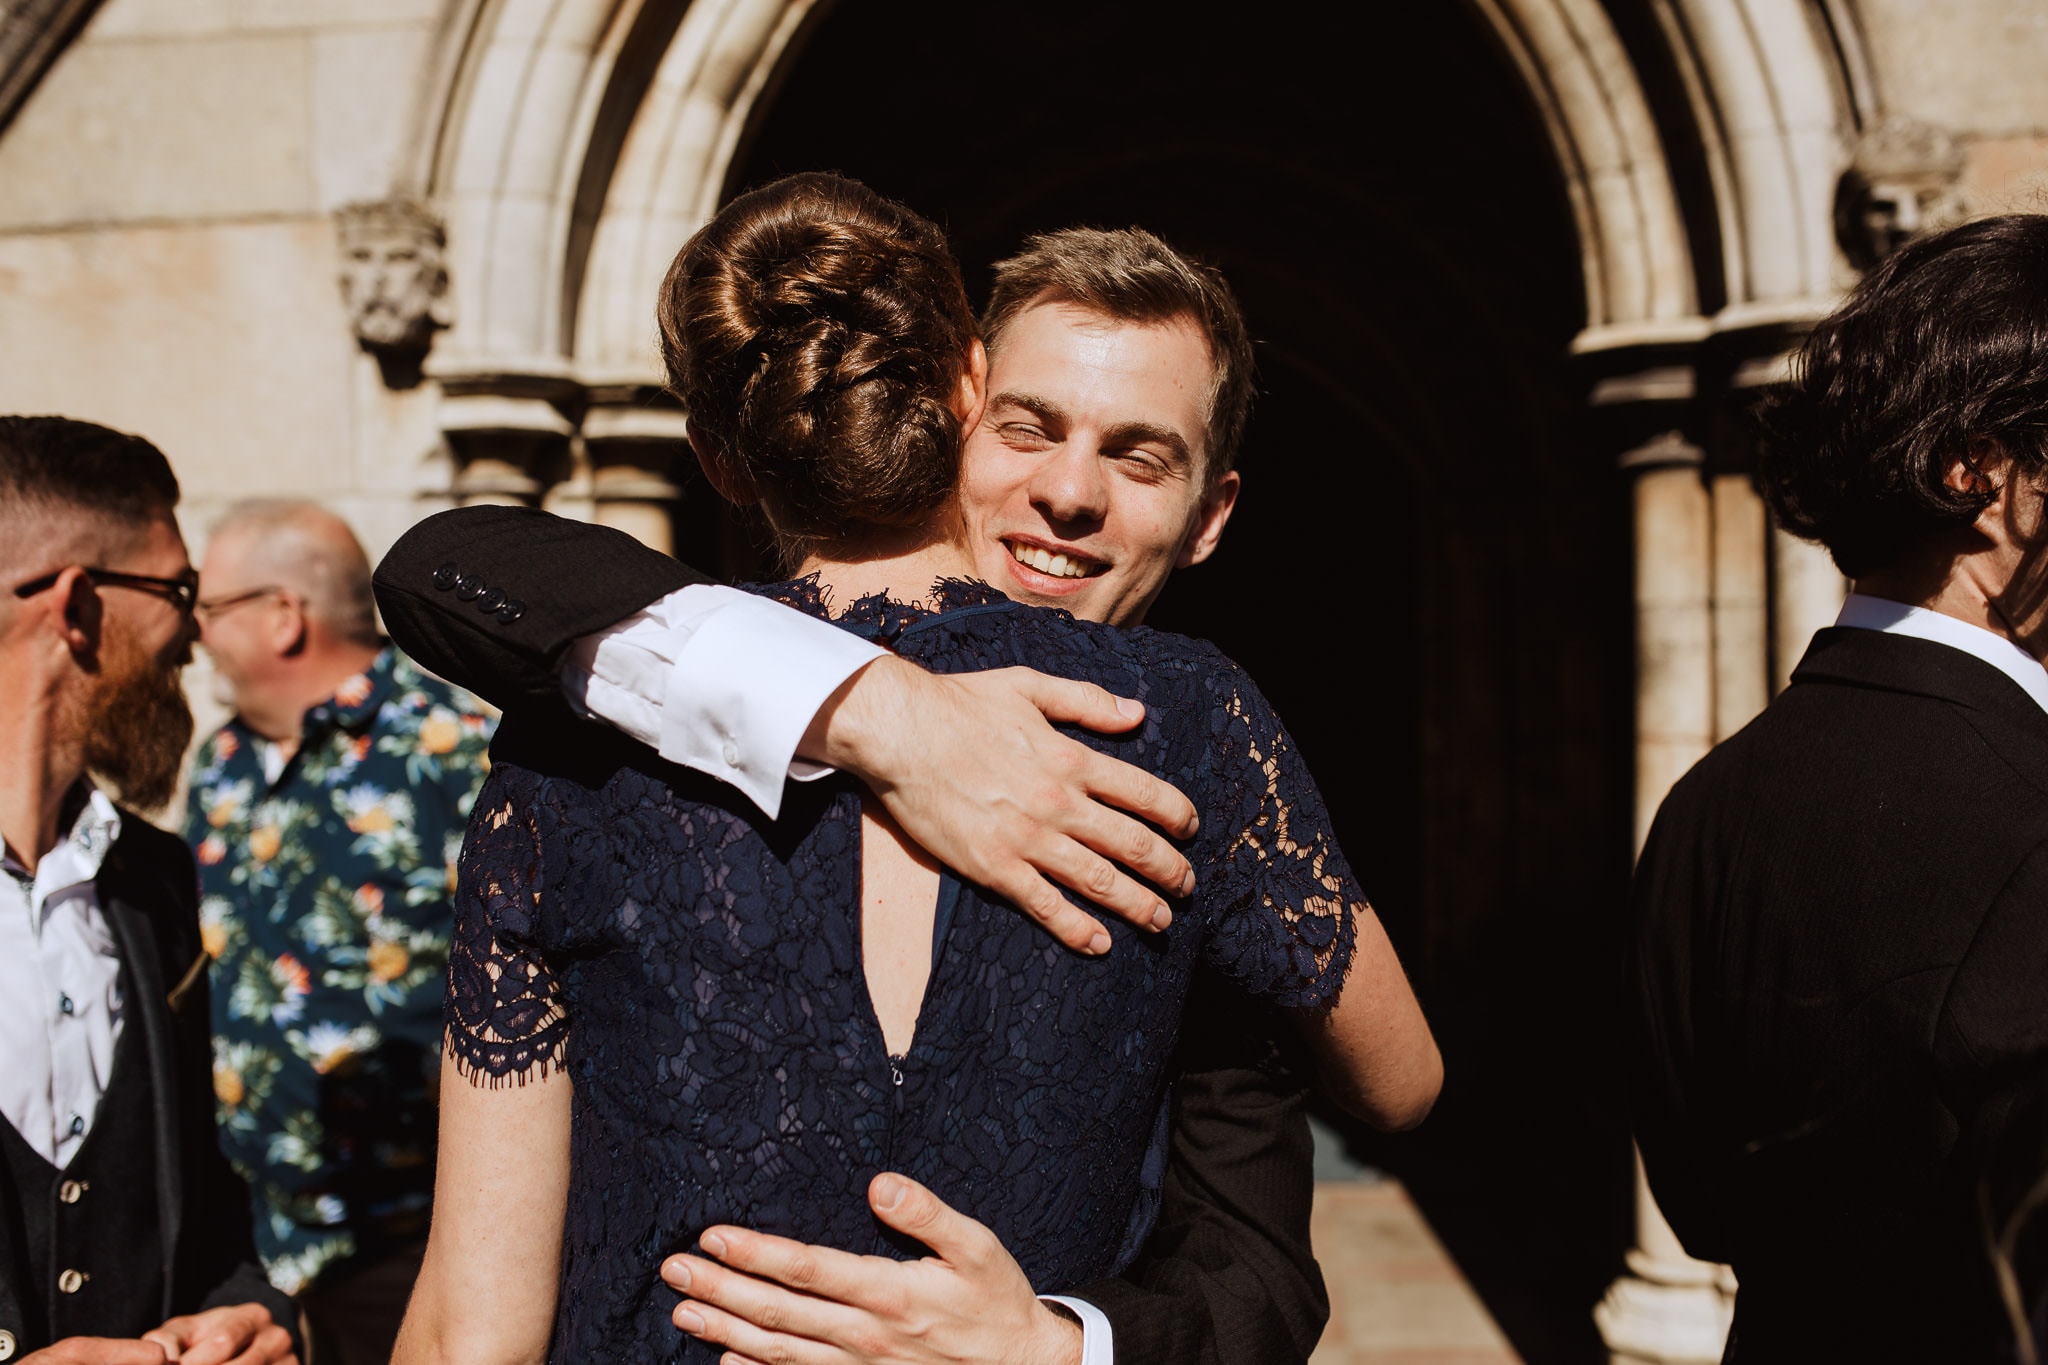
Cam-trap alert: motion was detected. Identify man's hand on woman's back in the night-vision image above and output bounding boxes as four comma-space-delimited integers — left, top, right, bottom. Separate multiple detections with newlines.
807, 656, 1198, 954
663, 1173, 1084, 1365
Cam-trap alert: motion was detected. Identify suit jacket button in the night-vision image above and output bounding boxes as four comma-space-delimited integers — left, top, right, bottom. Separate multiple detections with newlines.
57, 1268, 86, 1294
477, 587, 508, 614
433, 563, 459, 591
497, 599, 526, 624
0, 1327, 16, 1359
454, 574, 486, 601
58, 1179, 85, 1204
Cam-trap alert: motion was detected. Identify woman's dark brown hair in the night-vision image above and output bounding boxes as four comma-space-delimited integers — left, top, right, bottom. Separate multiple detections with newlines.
657, 172, 978, 563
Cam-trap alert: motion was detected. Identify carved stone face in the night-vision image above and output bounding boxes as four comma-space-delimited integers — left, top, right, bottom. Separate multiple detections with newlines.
336, 200, 450, 354
1834, 119, 1969, 271
1842, 174, 1969, 269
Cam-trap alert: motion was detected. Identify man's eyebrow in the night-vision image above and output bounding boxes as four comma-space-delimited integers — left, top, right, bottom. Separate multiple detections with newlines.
1100, 420, 1192, 470
987, 391, 1068, 425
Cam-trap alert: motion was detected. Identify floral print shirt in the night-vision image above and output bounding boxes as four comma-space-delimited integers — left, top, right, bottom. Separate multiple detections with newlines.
185, 648, 493, 1293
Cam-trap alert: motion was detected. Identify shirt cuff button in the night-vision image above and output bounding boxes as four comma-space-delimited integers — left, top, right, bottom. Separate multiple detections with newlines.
722, 740, 741, 768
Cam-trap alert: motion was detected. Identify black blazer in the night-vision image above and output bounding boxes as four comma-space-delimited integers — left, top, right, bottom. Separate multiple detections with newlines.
1627, 626, 2048, 1362
374, 505, 1329, 1365
0, 816, 297, 1351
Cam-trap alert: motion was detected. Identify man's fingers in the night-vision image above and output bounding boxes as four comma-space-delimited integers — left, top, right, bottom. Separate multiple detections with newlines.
1075, 744, 1199, 842
1003, 671, 1199, 841
29, 1342, 169, 1365
868, 1173, 995, 1266
980, 861, 1113, 954
679, 1227, 886, 1309
1056, 778, 1193, 900
221, 1327, 297, 1365
1017, 831, 1176, 938
664, 1253, 858, 1344
1004, 669, 1147, 736
672, 1294, 838, 1365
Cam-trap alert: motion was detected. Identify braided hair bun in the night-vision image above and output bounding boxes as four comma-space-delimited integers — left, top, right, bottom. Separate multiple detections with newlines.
658, 173, 978, 561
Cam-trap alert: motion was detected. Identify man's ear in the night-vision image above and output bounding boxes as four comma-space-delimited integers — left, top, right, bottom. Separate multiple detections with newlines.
1177, 470, 1241, 569
1948, 437, 2010, 500
953, 339, 989, 432
687, 422, 757, 506
272, 592, 310, 658
56, 566, 102, 659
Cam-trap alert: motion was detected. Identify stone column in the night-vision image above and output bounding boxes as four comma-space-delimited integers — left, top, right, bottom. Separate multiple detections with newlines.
1594, 431, 1734, 1363
433, 378, 577, 509
1710, 474, 1771, 740
582, 398, 688, 556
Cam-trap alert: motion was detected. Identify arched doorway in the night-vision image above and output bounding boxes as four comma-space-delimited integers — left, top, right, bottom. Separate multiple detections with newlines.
720, 3, 1635, 1353
413, 0, 1864, 1353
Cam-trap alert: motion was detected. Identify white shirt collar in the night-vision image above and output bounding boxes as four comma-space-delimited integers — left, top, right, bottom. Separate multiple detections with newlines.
1835, 593, 2048, 716
3, 784, 123, 904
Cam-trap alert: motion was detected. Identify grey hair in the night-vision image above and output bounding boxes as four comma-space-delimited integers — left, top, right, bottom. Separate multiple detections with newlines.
209, 500, 379, 645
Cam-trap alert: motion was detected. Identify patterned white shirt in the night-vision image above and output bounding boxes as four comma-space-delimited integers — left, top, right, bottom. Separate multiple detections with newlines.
0, 785, 126, 1167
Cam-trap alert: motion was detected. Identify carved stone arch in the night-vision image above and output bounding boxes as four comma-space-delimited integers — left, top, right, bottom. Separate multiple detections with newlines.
1467, 0, 1702, 347
1650, 0, 1860, 325
406, 0, 818, 529
572, 0, 821, 383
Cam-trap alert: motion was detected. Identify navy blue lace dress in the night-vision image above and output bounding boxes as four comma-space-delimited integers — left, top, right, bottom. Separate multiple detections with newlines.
447, 579, 1365, 1361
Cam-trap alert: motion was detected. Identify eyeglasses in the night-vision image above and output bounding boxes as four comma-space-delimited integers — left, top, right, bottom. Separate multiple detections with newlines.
194, 585, 290, 622
11, 565, 201, 615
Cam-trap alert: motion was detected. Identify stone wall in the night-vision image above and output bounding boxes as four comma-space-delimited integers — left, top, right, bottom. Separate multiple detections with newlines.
0, 0, 451, 567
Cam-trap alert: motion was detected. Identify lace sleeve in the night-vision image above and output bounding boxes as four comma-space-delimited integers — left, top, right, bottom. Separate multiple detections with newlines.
1198, 661, 1361, 1010
445, 765, 568, 1085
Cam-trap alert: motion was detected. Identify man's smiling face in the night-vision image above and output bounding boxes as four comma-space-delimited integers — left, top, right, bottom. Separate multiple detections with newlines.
959, 301, 1241, 627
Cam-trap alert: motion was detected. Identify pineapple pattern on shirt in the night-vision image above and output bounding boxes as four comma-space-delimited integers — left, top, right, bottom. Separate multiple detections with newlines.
185, 647, 494, 1293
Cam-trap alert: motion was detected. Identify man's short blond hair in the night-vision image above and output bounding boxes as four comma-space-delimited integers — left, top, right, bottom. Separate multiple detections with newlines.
980, 228, 1256, 480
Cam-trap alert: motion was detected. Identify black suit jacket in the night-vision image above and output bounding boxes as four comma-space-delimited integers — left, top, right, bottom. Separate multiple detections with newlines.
373, 505, 1328, 1365
1627, 626, 2048, 1362
0, 815, 297, 1351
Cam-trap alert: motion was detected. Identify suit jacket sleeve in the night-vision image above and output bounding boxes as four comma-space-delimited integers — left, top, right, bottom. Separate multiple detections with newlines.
372, 505, 710, 711
1067, 976, 1328, 1365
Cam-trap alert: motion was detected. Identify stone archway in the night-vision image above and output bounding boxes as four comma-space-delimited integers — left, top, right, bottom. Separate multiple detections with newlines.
403, 4, 1866, 1356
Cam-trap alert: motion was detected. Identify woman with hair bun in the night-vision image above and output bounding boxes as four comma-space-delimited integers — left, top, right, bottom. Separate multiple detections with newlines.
395, 173, 1438, 1363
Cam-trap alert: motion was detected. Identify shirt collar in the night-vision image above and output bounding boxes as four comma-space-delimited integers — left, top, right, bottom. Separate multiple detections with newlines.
296, 646, 397, 741
1, 781, 124, 897
1835, 593, 2048, 716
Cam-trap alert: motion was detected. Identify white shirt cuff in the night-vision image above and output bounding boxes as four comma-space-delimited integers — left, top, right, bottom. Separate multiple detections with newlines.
1042, 1296, 1114, 1365
563, 583, 884, 819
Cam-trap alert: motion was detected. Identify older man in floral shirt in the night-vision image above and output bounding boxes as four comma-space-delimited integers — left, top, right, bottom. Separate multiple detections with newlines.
184, 502, 492, 1365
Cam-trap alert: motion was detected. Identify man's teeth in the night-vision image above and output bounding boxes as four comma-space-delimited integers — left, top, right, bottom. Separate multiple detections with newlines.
1010, 543, 1095, 579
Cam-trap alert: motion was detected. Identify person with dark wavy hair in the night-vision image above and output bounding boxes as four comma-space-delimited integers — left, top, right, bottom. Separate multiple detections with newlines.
1628, 214, 2048, 1361
392, 173, 1439, 1365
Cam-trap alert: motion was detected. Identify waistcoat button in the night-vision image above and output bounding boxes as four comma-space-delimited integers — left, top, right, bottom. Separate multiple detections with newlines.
58, 1179, 86, 1204
0, 1327, 16, 1359
57, 1268, 86, 1294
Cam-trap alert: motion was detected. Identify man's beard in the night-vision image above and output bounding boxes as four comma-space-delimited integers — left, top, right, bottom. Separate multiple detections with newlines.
83, 627, 194, 813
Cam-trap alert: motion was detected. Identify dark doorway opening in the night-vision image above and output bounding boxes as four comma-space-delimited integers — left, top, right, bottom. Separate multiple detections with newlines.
713, 3, 1640, 1357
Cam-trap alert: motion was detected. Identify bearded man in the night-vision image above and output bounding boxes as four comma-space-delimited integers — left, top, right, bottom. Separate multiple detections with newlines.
0, 416, 298, 1364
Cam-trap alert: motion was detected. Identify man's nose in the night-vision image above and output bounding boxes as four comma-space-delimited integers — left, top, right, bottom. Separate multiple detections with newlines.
1028, 443, 1109, 528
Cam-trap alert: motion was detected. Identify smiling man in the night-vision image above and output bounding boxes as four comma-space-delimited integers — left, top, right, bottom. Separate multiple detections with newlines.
373, 227, 1349, 1365
962, 230, 1245, 628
